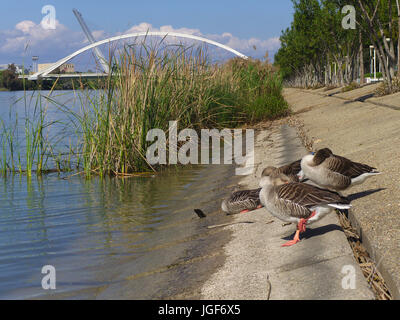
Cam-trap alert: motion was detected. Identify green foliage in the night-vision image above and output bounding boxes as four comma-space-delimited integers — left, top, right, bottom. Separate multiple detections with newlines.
1, 64, 22, 90
274, 0, 368, 85
365, 72, 383, 78
274, 0, 329, 79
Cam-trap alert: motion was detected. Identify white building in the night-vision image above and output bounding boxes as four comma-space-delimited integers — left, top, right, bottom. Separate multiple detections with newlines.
38, 63, 75, 73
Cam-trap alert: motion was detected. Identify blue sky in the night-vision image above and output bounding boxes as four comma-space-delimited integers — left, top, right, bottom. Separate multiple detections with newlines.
0, 0, 294, 70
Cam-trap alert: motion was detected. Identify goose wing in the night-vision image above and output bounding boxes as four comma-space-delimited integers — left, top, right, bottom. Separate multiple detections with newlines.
336, 156, 377, 178
325, 155, 377, 178
277, 160, 302, 182
229, 188, 261, 207
287, 159, 302, 174
279, 159, 301, 175
275, 183, 349, 218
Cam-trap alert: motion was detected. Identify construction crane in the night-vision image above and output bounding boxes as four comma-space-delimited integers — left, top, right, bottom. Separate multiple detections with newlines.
73, 9, 110, 74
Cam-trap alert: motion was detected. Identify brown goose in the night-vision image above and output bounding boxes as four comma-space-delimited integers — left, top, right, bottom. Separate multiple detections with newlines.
221, 160, 301, 215
261, 159, 302, 182
259, 174, 351, 247
300, 148, 380, 191
221, 188, 262, 215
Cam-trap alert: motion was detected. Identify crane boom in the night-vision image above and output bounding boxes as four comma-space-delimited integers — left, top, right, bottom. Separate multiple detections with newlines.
73, 9, 110, 74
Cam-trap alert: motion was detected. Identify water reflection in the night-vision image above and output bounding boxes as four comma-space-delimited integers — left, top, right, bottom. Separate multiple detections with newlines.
0, 162, 234, 299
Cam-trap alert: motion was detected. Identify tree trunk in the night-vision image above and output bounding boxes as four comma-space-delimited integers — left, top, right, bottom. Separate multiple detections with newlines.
396, 0, 400, 76
357, 0, 393, 89
360, 30, 365, 84
387, 0, 396, 78
338, 60, 344, 86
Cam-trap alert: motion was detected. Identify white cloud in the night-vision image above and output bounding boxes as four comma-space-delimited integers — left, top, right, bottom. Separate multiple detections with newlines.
124, 22, 201, 36
122, 22, 280, 59
0, 20, 280, 65
15, 20, 36, 33
0, 20, 86, 58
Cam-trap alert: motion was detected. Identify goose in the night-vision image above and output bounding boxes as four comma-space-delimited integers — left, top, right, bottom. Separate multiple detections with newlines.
221, 188, 262, 215
300, 148, 380, 192
261, 159, 302, 182
259, 174, 351, 247
221, 160, 302, 215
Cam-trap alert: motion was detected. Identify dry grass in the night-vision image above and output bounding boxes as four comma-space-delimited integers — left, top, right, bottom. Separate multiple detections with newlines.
337, 211, 392, 300
374, 77, 400, 97
341, 82, 360, 93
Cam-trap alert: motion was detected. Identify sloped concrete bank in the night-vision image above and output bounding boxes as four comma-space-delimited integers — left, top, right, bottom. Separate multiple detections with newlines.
200, 122, 374, 300
283, 87, 400, 299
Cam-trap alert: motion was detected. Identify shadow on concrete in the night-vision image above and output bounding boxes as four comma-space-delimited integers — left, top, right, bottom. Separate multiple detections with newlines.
354, 93, 375, 102
283, 224, 343, 241
347, 188, 386, 202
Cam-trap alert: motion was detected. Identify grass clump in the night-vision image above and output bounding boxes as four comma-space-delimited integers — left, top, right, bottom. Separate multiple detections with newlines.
341, 82, 360, 93
374, 77, 400, 97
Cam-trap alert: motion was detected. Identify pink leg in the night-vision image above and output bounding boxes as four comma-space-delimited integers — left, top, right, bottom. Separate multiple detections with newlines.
281, 229, 301, 247
298, 218, 307, 233
282, 211, 317, 247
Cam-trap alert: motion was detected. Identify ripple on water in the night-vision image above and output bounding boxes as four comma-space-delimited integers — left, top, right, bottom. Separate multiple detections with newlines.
0, 162, 236, 299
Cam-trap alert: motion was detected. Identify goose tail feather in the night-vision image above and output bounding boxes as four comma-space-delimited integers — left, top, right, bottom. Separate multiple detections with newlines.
328, 203, 352, 210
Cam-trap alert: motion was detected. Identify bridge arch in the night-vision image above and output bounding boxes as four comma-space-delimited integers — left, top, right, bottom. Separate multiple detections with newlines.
29, 32, 248, 80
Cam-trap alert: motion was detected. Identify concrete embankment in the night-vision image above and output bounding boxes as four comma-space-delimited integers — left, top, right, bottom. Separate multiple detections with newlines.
284, 85, 400, 299
200, 120, 374, 300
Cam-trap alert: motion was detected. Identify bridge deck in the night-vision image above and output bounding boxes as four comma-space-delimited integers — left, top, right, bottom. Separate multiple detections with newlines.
19, 73, 108, 80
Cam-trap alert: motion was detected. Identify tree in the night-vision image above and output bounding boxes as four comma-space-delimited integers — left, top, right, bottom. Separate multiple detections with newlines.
275, 0, 359, 86
396, 0, 400, 74
275, 0, 400, 90
1, 64, 22, 90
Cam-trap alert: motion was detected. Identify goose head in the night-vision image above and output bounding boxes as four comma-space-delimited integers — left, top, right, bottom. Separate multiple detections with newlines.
262, 166, 299, 182
313, 148, 333, 165
259, 173, 291, 189
301, 148, 332, 169
261, 166, 278, 177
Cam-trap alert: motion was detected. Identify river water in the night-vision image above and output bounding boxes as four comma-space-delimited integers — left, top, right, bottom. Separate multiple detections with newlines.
0, 91, 237, 299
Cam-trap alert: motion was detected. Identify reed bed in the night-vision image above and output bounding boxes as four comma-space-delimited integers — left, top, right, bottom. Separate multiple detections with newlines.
0, 89, 59, 176
70, 43, 288, 176
0, 42, 288, 177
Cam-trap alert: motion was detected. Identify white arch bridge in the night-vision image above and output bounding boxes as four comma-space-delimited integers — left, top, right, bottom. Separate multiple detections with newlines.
26, 32, 248, 81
